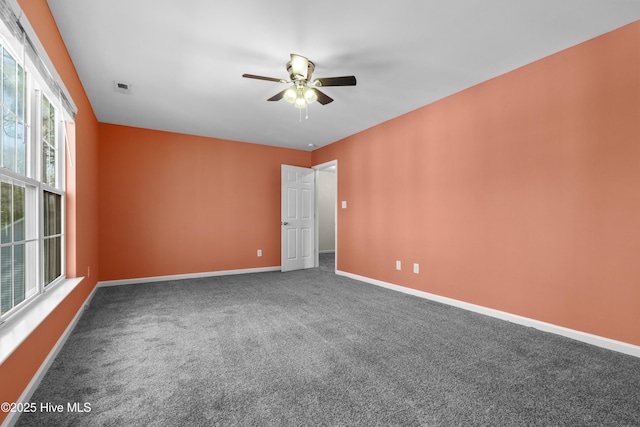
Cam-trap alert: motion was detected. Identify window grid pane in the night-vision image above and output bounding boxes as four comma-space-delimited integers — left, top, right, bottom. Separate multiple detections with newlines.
43, 190, 61, 236
3, 48, 16, 113
1, 45, 27, 176
1, 245, 12, 314
13, 242, 24, 306
44, 236, 61, 286
42, 95, 56, 187
41, 95, 49, 142
17, 121, 25, 175
2, 108, 15, 171
17, 64, 25, 120
43, 191, 62, 286
48, 100, 55, 144
1, 180, 12, 244
13, 184, 24, 240
0, 178, 33, 313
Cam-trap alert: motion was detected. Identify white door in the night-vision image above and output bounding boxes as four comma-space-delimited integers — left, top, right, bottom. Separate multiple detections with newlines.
281, 165, 315, 272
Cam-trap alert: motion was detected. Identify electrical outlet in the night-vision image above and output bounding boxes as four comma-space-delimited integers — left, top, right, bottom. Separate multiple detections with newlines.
396, 260, 402, 271
341, 201, 347, 209
257, 249, 262, 257
413, 263, 419, 274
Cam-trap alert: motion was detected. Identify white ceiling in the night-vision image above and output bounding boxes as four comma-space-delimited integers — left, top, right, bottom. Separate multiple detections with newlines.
45, 0, 640, 151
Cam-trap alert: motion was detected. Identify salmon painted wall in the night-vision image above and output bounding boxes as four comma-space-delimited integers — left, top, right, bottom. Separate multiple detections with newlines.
313, 22, 640, 346
98, 124, 311, 281
0, 0, 100, 423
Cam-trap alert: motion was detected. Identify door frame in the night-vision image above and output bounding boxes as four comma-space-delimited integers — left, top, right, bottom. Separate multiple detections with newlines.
313, 160, 338, 270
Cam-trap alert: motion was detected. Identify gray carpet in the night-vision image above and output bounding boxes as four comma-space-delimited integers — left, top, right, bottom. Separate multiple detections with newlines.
16, 261, 640, 426
318, 252, 335, 272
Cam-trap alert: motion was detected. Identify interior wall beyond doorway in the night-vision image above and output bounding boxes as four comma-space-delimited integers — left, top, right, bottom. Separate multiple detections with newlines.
317, 169, 336, 252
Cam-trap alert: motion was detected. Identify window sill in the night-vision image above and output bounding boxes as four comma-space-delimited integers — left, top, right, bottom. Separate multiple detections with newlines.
0, 276, 85, 365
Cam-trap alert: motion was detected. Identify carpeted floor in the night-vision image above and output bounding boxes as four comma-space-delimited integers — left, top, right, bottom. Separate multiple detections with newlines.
15, 260, 640, 426
318, 252, 335, 272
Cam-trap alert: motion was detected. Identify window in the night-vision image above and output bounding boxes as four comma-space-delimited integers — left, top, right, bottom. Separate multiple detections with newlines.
41, 94, 63, 287
0, 32, 66, 318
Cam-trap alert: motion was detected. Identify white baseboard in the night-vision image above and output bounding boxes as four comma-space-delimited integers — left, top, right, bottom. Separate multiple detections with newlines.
2, 283, 98, 427
97, 266, 282, 288
336, 270, 640, 359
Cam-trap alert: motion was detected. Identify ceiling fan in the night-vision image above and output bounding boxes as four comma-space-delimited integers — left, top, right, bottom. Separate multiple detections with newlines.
243, 54, 357, 109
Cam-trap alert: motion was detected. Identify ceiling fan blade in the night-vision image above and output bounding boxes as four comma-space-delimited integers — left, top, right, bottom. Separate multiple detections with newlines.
314, 76, 357, 87
243, 74, 287, 83
314, 89, 334, 105
267, 89, 288, 101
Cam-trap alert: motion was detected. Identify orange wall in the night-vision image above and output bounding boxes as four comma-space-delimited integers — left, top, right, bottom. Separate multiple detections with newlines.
313, 22, 640, 346
98, 124, 311, 281
0, 0, 101, 424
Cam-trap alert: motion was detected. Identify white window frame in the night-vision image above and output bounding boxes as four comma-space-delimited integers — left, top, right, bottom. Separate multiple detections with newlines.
0, 18, 69, 322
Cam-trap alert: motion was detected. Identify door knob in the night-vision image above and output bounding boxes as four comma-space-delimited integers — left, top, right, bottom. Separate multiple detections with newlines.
282, 221, 289, 225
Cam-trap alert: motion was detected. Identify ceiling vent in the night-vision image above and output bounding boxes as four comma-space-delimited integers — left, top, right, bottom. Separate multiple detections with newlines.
114, 81, 132, 94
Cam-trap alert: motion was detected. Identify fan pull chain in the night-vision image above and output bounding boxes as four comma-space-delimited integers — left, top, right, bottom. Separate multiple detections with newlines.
297, 105, 309, 123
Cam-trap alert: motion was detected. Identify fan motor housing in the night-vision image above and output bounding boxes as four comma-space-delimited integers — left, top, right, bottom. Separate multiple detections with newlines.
287, 59, 315, 82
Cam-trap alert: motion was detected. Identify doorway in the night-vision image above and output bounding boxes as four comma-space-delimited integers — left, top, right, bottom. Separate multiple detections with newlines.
314, 160, 337, 272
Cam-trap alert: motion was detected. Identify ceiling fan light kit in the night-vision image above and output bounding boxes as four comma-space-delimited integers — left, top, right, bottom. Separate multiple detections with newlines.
283, 85, 318, 108
243, 53, 356, 114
